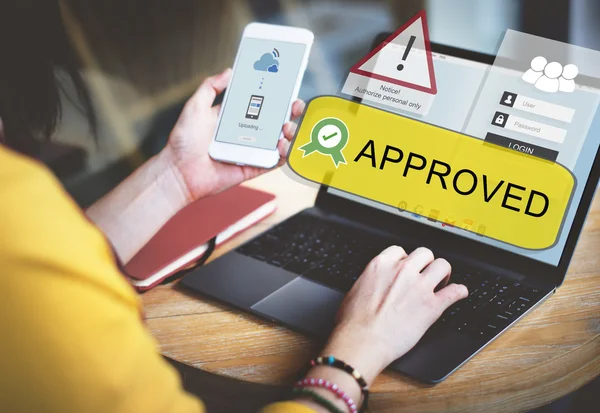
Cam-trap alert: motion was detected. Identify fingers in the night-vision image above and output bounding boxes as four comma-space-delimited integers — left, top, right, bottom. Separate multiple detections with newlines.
378, 245, 408, 261
404, 247, 435, 272
276, 122, 298, 161
436, 283, 469, 311
420, 258, 451, 289
282, 121, 297, 141
278, 137, 291, 161
278, 100, 304, 152
291, 100, 306, 120
360, 245, 407, 285
191, 68, 232, 109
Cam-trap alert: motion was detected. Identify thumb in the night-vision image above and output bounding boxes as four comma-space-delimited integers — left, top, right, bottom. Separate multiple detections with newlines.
435, 283, 468, 312
191, 68, 232, 108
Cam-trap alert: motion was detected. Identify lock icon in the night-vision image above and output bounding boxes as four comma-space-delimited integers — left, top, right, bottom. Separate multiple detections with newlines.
495, 114, 505, 124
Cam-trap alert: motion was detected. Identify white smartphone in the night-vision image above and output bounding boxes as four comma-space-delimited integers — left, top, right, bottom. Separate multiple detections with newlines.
209, 23, 314, 169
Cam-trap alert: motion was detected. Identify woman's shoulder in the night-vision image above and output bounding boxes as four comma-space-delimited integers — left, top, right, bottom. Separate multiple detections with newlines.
0, 144, 81, 236
0, 144, 139, 307
0, 144, 55, 184
0, 144, 72, 213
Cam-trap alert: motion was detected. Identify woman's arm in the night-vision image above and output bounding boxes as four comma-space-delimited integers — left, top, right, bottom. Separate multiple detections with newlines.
87, 69, 304, 263
85, 147, 190, 263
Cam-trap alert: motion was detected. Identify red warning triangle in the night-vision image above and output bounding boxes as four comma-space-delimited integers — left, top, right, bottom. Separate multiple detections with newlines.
349, 10, 437, 95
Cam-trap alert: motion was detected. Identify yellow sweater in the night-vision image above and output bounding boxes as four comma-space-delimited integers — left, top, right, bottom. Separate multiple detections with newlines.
0, 146, 313, 413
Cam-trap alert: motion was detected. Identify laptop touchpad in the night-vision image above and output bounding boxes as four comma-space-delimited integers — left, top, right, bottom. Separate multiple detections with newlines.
251, 277, 345, 338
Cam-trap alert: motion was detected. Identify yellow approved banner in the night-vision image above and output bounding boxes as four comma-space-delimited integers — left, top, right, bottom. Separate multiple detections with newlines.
288, 96, 575, 250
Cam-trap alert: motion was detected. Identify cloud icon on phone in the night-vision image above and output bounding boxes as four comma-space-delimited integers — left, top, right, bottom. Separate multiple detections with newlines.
254, 53, 280, 72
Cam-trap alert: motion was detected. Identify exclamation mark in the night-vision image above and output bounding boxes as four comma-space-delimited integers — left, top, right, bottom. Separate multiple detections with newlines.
397, 35, 417, 71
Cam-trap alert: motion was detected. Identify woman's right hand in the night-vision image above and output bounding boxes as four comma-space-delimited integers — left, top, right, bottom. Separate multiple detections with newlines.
321, 245, 469, 385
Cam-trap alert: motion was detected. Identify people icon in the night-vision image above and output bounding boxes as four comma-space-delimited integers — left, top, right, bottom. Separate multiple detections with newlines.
522, 56, 578, 93
559, 63, 578, 93
504, 95, 513, 105
536, 61, 562, 93
522, 56, 547, 84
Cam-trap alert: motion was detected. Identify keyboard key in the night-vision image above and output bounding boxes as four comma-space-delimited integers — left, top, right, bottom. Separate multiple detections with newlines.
283, 258, 316, 274
267, 257, 285, 267
456, 320, 476, 333
477, 323, 499, 338
251, 253, 268, 261
495, 313, 510, 324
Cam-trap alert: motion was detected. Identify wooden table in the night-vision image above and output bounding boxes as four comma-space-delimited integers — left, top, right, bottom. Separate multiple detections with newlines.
142, 168, 600, 413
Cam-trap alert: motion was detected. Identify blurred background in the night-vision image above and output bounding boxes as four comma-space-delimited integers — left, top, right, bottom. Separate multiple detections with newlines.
38, 1, 597, 411
52, 0, 600, 207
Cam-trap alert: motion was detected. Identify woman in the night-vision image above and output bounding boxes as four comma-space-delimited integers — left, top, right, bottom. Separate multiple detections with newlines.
0, 2, 468, 412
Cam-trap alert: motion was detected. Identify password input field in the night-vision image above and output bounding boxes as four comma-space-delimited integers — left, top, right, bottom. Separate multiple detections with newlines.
504, 115, 567, 143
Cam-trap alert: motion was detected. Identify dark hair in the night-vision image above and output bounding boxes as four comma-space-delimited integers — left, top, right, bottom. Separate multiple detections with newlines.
0, 1, 96, 153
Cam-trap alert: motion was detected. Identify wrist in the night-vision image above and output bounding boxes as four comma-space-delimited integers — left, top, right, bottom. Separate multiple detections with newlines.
297, 366, 363, 413
157, 146, 194, 208
321, 326, 386, 386
85, 147, 193, 263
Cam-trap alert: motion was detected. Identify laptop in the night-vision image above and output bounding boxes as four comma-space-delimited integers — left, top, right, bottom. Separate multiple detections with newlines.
182, 39, 600, 383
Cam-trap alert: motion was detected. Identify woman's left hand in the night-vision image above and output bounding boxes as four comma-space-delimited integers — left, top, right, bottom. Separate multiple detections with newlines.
164, 68, 305, 202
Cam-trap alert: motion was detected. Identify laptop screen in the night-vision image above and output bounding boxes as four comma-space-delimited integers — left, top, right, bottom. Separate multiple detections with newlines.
328, 46, 600, 266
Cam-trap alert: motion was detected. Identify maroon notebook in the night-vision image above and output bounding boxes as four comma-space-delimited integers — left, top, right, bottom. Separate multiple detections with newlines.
125, 185, 276, 291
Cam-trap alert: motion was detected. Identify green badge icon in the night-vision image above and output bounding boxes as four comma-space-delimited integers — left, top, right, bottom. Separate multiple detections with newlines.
299, 117, 349, 168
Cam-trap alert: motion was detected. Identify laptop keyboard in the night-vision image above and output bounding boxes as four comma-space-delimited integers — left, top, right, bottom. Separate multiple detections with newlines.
237, 214, 546, 339
237, 214, 396, 292
429, 270, 545, 339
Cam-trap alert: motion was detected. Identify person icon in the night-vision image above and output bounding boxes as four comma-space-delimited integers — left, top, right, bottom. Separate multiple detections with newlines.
535, 61, 563, 93
500, 91, 516, 107
522, 56, 547, 84
559, 64, 578, 93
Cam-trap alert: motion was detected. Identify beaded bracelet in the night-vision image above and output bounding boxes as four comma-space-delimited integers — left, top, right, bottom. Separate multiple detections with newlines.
301, 355, 369, 411
295, 378, 358, 413
292, 387, 346, 413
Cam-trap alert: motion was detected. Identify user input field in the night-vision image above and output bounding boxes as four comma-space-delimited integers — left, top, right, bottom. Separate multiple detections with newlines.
501, 91, 576, 123
514, 95, 575, 123
504, 115, 567, 143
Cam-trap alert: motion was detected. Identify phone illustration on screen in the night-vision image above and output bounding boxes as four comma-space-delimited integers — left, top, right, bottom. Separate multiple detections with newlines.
245, 95, 264, 119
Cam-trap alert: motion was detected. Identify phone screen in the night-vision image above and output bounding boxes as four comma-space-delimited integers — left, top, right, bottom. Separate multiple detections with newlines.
215, 37, 307, 150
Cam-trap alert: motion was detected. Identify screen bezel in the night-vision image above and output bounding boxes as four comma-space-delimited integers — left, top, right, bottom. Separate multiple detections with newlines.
315, 41, 600, 287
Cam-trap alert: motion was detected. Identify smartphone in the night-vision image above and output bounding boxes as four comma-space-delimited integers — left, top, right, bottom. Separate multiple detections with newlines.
209, 23, 314, 169
245, 95, 264, 120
